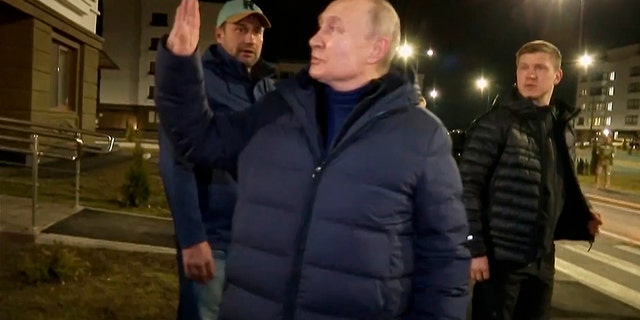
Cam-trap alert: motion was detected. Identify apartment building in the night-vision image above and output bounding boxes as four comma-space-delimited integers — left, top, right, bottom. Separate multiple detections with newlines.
97, 0, 224, 132
575, 44, 640, 140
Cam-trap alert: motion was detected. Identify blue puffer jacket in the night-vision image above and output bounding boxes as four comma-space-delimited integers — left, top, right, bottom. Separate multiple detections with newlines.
158, 44, 275, 251
156, 39, 470, 319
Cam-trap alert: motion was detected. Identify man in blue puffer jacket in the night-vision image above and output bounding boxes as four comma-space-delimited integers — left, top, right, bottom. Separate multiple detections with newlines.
157, 0, 470, 318
158, 1, 275, 319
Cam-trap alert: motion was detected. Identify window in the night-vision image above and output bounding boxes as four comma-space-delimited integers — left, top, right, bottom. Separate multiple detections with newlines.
607, 102, 613, 111
580, 89, 588, 96
51, 41, 77, 111
606, 117, 612, 126
591, 73, 604, 82
149, 61, 156, 75
147, 86, 155, 99
593, 117, 603, 126
148, 111, 157, 123
609, 71, 616, 81
595, 102, 605, 111
150, 13, 168, 27
589, 87, 603, 96
577, 117, 585, 125
625, 115, 639, 125
149, 37, 160, 51
629, 82, 640, 93
608, 86, 615, 96
630, 66, 640, 77
628, 99, 640, 110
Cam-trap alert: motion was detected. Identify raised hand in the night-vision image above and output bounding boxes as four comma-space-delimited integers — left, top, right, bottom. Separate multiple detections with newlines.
167, 0, 200, 56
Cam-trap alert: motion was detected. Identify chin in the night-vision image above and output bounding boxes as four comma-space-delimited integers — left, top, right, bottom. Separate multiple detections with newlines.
308, 66, 322, 80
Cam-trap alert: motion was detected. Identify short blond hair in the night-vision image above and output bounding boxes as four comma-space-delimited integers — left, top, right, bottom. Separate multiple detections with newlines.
516, 40, 562, 70
367, 0, 400, 68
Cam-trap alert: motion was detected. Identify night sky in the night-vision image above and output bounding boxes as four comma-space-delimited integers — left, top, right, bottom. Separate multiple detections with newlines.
217, 0, 640, 129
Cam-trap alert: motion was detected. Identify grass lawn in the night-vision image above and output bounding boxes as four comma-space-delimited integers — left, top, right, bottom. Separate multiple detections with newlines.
578, 172, 640, 193
0, 234, 178, 320
0, 147, 169, 217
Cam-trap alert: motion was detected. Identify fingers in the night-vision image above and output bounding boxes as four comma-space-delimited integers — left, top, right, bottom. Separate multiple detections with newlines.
185, 263, 210, 284
471, 268, 489, 282
176, 0, 186, 24
470, 265, 490, 282
183, 259, 215, 284
181, 0, 198, 26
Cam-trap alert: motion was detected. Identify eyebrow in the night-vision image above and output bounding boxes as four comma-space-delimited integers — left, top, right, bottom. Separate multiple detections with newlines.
318, 15, 343, 26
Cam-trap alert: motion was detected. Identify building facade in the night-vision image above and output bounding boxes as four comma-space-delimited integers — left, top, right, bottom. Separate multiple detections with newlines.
98, 0, 224, 132
575, 44, 640, 140
0, 0, 103, 132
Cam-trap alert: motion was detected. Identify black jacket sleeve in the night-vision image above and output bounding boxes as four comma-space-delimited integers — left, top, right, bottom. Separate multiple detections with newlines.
458, 111, 507, 257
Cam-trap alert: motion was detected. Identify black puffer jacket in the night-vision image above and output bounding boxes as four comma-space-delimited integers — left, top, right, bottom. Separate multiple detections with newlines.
460, 89, 593, 263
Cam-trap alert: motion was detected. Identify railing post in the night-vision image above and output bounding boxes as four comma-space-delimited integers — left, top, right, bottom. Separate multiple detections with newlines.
31, 134, 39, 232
74, 132, 82, 210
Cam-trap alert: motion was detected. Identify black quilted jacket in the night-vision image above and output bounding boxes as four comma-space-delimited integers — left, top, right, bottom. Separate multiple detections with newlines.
460, 89, 594, 263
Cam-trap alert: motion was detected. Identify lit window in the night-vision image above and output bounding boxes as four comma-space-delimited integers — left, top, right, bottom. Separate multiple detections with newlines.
607, 102, 613, 111
608, 86, 615, 96
148, 111, 157, 123
609, 72, 616, 81
606, 117, 611, 126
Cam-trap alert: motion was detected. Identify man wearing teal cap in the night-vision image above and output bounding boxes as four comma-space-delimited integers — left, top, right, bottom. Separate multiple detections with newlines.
158, 0, 275, 319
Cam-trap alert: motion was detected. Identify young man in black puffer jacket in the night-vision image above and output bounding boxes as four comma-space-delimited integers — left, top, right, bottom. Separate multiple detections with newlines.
459, 40, 603, 320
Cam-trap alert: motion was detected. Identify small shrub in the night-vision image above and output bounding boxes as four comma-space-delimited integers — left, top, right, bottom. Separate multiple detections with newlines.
120, 143, 151, 207
19, 242, 89, 284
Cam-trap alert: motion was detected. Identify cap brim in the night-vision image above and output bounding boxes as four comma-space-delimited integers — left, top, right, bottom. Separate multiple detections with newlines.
227, 12, 272, 28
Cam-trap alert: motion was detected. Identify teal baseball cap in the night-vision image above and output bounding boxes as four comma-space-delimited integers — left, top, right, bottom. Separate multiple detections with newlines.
216, 0, 271, 28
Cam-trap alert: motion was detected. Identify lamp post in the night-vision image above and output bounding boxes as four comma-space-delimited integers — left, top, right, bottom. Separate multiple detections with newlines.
579, 53, 594, 137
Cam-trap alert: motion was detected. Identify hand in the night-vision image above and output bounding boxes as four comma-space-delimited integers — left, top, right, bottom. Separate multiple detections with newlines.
167, 0, 200, 56
182, 241, 215, 284
470, 256, 490, 282
588, 211, 603, 236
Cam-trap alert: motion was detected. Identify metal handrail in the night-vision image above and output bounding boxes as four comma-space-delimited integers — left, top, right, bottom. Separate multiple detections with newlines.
0, 115, 116, 233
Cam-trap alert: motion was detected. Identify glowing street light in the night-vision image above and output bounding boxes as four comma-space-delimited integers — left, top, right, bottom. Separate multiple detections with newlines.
429, 88, 439, 99
397, 43, 414, 59
475, 77, 489, 93
426, 48, 434, 57
578, 53, 593, 69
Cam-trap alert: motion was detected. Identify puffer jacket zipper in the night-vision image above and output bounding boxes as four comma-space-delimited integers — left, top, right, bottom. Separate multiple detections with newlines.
285, 106, 410, 319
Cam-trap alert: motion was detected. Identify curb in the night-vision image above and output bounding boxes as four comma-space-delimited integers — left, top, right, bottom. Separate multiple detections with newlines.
36, 233, 176, 255
585, 194, 640, 211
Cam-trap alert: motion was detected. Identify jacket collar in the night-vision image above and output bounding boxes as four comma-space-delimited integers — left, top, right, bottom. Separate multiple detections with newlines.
497, 86, 580, 123
202, 44, 276, 82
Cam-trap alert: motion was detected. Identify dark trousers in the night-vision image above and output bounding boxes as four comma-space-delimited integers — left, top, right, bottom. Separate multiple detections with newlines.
471, 250, 555, 320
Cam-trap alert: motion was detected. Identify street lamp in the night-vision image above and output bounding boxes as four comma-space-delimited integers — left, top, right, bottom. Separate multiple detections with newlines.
579, 53, 593, 68
475, 77, 491, 109
578, 53, 595, 137
475, 77, 488, 93
397, 43, 414, 60
426, 48, 434, 58
429, 88, 439, 99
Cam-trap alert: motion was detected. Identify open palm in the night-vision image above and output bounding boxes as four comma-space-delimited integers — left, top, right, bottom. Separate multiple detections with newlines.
167, 0, 200, 56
